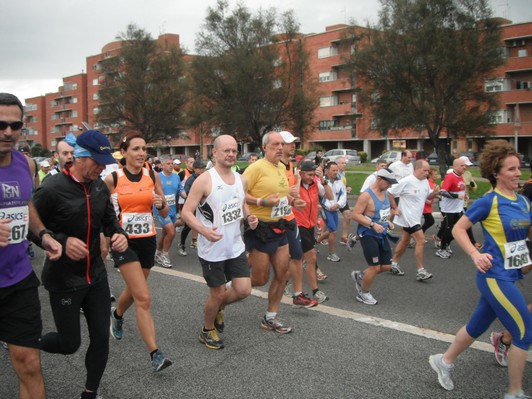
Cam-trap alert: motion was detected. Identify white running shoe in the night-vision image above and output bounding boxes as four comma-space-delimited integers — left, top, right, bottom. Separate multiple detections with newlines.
356, 291, 377, 305
416, 269, 433, 281
429, 354, 454, 391
435, 249, 450, 259
327, 253, 340, 262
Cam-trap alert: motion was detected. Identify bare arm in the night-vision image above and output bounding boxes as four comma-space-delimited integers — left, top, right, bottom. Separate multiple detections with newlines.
453, 215, 493, 273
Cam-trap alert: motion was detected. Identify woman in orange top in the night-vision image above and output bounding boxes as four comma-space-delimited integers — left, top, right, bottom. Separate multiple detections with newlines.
104, 133, 173, 373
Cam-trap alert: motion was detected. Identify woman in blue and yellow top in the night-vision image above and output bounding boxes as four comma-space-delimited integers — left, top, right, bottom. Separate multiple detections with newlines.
429, 140, 532, 399
104, 132, 173, 373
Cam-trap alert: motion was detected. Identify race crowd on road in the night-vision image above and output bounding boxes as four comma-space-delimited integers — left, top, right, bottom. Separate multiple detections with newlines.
0, 92, 530, 399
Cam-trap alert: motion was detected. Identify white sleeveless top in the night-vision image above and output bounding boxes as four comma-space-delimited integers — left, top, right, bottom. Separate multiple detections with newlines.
197, 168, 246, 261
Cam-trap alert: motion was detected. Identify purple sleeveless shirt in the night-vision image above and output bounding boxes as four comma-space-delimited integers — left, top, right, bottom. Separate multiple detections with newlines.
0, 149, 33, 288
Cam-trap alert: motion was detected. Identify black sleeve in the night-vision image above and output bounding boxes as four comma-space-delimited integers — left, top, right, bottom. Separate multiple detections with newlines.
523, 184, 532, 202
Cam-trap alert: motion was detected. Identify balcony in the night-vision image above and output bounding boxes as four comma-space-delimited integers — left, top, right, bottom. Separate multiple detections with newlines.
55, 119, 73, 126
54, 92, 73, 100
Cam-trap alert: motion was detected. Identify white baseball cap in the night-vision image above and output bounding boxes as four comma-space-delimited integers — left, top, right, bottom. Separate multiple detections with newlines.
279, 131, 300, 144
173, 159, 181, 164
40, 160, 50, 168
458, 156, 473, 166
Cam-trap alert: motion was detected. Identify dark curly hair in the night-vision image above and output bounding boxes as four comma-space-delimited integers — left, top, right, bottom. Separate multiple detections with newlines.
479, 140, 519, 187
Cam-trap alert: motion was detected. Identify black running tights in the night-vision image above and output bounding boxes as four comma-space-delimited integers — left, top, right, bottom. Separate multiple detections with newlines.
41, 277, 111, 392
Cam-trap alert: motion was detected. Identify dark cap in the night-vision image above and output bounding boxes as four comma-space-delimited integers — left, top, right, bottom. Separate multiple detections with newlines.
299, 160, 318, 172
193, 159, 206, 169
76, 130, 115, 165
376, 168, 398, 184
18, 145, 30, 154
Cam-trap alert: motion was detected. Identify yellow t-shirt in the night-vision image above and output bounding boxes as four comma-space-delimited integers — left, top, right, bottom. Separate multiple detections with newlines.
244, 158, 290, 222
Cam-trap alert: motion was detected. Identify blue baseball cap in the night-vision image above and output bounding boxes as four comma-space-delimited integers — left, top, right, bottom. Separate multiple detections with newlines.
75, 130, 115, 165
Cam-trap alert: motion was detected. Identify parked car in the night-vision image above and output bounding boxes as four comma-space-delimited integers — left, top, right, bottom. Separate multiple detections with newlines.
323, 149, 361, 166
374, 151, 402, 165
238, 152, 257, 161
427, 152, 440, 165
305, 151, 317, 161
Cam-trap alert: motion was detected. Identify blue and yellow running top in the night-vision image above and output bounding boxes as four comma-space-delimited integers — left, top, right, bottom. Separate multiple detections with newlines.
466, 188, 532, 282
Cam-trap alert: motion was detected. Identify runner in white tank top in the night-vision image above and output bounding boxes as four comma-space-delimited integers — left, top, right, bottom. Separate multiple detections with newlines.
181, 135, 258, 350
197, 167, 246, 261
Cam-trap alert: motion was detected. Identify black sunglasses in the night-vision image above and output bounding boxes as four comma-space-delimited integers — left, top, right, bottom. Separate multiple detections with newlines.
0, 121, 24, 130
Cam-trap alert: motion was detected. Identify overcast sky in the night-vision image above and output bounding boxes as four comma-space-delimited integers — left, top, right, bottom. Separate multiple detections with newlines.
1, 0, 530, 104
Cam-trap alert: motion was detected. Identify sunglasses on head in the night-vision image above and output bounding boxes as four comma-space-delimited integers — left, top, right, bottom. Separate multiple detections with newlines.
0, 121, 24, 130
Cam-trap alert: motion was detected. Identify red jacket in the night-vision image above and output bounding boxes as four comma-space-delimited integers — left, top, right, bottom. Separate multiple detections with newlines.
293, 178, 320, 229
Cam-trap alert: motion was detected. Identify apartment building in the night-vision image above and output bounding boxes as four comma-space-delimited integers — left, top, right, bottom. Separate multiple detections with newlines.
23, 21, 531, 160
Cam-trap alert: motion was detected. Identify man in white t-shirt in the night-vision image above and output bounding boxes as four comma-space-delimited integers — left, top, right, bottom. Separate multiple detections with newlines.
389, 150, 413, 181
360, 160, 388, 193
388, 160, 440, 281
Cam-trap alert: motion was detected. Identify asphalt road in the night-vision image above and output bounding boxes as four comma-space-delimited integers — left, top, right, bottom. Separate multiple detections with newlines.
1, 220, 531, 399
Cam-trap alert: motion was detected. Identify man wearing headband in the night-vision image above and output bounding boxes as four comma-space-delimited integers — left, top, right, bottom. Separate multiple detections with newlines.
33, 130, 128, 399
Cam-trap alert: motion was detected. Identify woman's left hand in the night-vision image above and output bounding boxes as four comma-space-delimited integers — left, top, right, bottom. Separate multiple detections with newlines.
471, 251, 493, 273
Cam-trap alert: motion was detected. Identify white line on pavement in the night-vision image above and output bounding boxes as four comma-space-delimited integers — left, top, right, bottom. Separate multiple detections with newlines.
153, 266, 532, 362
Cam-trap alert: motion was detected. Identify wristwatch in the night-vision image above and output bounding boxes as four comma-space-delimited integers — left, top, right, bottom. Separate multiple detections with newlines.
369, 222, 375, 228
38, 229, 54, 239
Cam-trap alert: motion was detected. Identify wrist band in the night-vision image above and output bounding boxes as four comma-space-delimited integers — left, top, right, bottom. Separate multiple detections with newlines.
263, 198, 267, 207
256, 198, 261, 207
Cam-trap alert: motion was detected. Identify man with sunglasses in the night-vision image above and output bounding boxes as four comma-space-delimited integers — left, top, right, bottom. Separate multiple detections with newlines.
0, 93, 62, 399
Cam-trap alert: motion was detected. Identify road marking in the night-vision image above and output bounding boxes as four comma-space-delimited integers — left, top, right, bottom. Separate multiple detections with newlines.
154, 266, 532, 362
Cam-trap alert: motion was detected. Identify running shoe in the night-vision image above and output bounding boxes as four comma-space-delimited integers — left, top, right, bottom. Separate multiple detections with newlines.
283, 282, 292, 298
327, 253, 340, 262
429, 354, 454, 391
316, 268, 328, 281
390, 264, 405, 276
408, 238, 416, 248
214, 309, 225, 333
416, 269, 433, 281
178, 246, 187, 256
490, 331, 509, 367
198, 328, 224, 349
110, 307, 123, 340
292, 293, 318, 308
432, 234, 441, 249
151, 349, 173, 371
346, 233, 358, 251
339, 236, 348, 245
260, 316, 292, 334
350, 270, 363, 293
313, 290, 329, 303
190, 240, 198, 249
320, 239, 329, 246
435, 249, 451, 259
356, 291, 377, 305
156, 254, 172, 268
504, 390, 531, 399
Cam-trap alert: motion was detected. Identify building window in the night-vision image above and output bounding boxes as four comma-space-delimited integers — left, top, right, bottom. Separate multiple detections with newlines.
24, 103, 38, 112
319, 95, 338, 107
318, 71, 338, 83
272, 79, 282, 89
93, 63, 101, 71
485, 78, 504, 92
516, 80, 531, 90
93, 93, 99, 100
72, 111, 78, 118
489, 110, 512, 124
92, 78, 99, 86
517, 49, 528, 57
93, 107, 100, 115
318, 46, 338, 59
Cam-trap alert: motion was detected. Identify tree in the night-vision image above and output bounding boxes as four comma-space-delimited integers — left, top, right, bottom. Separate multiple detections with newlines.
352, 0, 504, 173
97, 24, 188, 145
192, 0, 316, 146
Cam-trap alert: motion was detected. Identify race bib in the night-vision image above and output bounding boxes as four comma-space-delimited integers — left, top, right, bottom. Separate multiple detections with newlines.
0, 206, 29, 244
270, 196, 291, 218
165, 194, 176, 207
379, 207, 391, 223
121, 212, 154, 237
220, 198, 243, 225
504, 240, 531, 270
